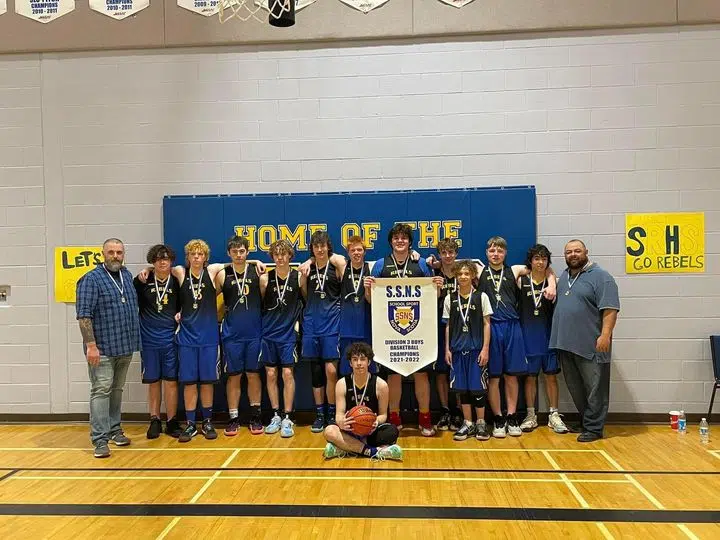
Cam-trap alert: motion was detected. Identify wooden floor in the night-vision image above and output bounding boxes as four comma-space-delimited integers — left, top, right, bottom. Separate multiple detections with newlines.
0, 423, 718, 539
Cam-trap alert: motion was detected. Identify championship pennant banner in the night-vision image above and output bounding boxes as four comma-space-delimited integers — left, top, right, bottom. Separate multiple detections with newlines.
16, 0, 75, 22
54, 246, 103, 303
90, 0, 149, 19
625, 212, 705, 274
0, 0, 6, 15
371, 278, 438, 377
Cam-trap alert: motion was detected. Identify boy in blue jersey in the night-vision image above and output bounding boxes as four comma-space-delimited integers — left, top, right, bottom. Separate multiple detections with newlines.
134, 245, 182, 439
365, 223, 444, 437
260, 239, 303, 438
443, 261, 493, 441
517, 245, 567, 434
337, 236, 375, 377
478, 236, 556, 439
300, 231, 346, 433
214, 236, 264, 436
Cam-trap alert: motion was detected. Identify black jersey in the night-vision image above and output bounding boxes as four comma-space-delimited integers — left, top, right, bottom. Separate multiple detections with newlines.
371, 255, 431, 278
518, 275, 554, 356
478, 264, 520, 322
435, 268, 456, 320
134, 272, 180, 349
221, 264, 262, 342
262, 268, 303, 343
177, 268, 219, 346
445, 289, 490, 352
344, 373, 379, 414
339, 261, 371, 339
303, 261, 341, 337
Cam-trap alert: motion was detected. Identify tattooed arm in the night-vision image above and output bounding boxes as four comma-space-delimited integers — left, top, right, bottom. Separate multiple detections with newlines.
78, 318, 100, 367
76, 274, 101, 367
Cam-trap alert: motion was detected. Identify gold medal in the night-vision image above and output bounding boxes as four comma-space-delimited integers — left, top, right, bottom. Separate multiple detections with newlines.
121, 297, 126, 303
239, 297, 245, 304
319, 292, 326, 299
157, 304, 163, 313
462, 325, 469, 332
533, 309, 539, 316
354, 296, 360, 303
193, 302, 198, 309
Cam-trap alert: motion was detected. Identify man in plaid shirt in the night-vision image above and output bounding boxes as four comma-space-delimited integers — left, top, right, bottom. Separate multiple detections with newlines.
76, 238, 141, 458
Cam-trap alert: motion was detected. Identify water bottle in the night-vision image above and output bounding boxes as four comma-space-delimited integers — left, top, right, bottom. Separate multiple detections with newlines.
699, 418, 710, 444
678, 411, 686, 434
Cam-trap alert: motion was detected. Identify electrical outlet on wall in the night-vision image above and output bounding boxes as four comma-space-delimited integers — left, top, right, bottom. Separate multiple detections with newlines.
0, 285, 10, 305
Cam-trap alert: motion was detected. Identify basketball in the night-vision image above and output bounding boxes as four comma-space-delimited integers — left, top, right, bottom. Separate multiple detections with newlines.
346, 405, 377, 436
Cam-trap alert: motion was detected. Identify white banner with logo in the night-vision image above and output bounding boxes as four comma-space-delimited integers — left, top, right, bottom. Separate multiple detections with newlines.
16, 0, 75, 22
337, 0, 389, 14
90, 0, 150, 20
436, 0, 476, 7
177, 0, 219, 16
0, 0, 6, 16
371, 278, 437, 377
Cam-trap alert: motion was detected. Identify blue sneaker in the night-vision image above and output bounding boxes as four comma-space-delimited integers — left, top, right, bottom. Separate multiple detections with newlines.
265, 413, 282, 435
311, 414, 326, 433
280, 416, 295, 438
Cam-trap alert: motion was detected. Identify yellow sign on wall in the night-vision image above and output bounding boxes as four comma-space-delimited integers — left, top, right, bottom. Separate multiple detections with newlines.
625, 213, 704, 274
54, 247, 103, 302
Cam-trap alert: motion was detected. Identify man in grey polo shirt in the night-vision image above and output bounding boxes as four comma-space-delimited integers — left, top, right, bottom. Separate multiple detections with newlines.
550, 239, 619, 442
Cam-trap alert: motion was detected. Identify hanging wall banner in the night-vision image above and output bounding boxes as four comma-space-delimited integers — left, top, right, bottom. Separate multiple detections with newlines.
177, 0, 219, 16
0, 0, 6, 15
16, 0, 75, 22
90, 0, 149, 19
371, 278, 438, 377
625, 212, 705, 274
436, 0, 476, 8
337, 0, 389, 14
54, 246, 103, 303
255, 0, 315, 13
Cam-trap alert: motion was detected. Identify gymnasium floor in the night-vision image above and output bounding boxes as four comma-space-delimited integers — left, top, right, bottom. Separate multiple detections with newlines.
0, 424, 717, 539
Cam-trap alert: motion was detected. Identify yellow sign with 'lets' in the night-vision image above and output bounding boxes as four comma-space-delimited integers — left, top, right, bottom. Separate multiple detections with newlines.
55, 247, 103, 302
625, 213, 704, 274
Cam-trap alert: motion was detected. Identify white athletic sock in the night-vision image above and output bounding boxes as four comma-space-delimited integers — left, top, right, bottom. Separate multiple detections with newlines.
527, 407, 536, 416
549, 407, 558, 414
229, 409, 239, 419
464, 419, 473, 427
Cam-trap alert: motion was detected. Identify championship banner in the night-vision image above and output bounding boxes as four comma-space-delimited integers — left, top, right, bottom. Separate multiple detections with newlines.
0, 0, 7, 16
371, 278, 438, 377
177, 0, 219, 16
15, 0, 75, 22
337, 0, 389, 14
90, 0, 149, 19
54, 246, 103, 303
436, 0, 475, 7
625, 212, 705, 274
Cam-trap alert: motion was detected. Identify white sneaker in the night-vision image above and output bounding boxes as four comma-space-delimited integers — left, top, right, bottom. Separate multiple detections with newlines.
492, 417, 507, 439
507, 415, 522, 437
520, 413, 538, 432
548, 411, 569, 434
280, 416, 295, 438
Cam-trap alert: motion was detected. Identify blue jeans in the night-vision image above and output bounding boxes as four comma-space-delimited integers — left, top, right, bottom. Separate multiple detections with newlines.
88, 354, 132, 445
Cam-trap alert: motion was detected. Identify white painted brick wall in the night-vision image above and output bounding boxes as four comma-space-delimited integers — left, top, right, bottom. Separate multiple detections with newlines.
2, 28, 720, 415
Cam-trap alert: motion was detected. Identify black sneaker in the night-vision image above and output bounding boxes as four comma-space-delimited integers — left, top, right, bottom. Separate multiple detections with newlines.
475, 421, 490, 441
202, 419, 218, 440
492, 416, 507, 438
94, 442, 110, 458
310, 414, 326, 433
146, 417, 162, 440
449, 414, 463, 432
436, 411, 451, 431
453, 422, 476, 441
165, 417, 182, 438
179, 423, 197, 443
507, 414, 522, 437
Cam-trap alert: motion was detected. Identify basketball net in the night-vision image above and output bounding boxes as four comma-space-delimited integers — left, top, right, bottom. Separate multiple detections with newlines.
219, 0, 291, 24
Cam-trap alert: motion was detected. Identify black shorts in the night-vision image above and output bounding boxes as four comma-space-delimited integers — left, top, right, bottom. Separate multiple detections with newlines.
364, 423, 399, 447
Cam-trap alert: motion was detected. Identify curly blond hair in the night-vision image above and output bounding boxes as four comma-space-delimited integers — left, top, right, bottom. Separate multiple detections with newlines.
184, 239, 210, 265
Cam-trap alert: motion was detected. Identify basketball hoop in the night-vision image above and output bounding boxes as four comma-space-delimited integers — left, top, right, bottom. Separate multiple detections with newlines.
219, 0, 295, 26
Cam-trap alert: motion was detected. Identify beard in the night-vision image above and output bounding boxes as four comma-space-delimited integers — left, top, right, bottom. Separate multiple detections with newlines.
566, 255, 588, 270
105, 260, 123, 272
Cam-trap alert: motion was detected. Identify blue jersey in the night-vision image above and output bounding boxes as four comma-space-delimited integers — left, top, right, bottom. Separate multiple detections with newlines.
443, 290, 492, 352
339, 261, 371, 339
262, 268, 303, 343
518, 275, 554, 356
133, 273, 179, 349
176, 268, 219, 347
479, 265, 520, 322
302, 261, 341, 337
221, 264, 262, 342
370, 255, 431, 278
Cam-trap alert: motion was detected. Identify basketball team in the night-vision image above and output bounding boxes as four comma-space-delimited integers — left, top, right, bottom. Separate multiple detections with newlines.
77, 224, 620, 460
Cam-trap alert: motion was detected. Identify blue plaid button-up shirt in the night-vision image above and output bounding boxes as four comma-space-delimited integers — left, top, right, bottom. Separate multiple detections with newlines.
76, 265, 141, 357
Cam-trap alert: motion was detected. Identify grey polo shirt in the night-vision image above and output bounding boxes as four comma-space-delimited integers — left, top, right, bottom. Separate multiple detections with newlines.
549, 263, 620, 363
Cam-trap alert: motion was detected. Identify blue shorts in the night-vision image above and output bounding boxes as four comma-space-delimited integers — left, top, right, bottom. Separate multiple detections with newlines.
526, 352, 560, 376
222, 339, 261, 375
434, 324, 449, 374
141, 345, 178, 383
489, 320, 528, 378
450, 350, 489, 392
302, 334, 340, 362
261, 339, 298, 367
178, 345, 219, 384
338, 336, 377, 376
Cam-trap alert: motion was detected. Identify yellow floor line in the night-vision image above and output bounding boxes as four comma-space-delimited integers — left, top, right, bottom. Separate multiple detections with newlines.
595, 522, 615, 540
541, 450, 590, 509
0, 446, 604, 453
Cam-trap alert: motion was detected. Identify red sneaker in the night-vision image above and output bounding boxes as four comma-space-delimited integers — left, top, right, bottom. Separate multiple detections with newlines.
419, 412, 436, 437
389, 411, 403, 431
